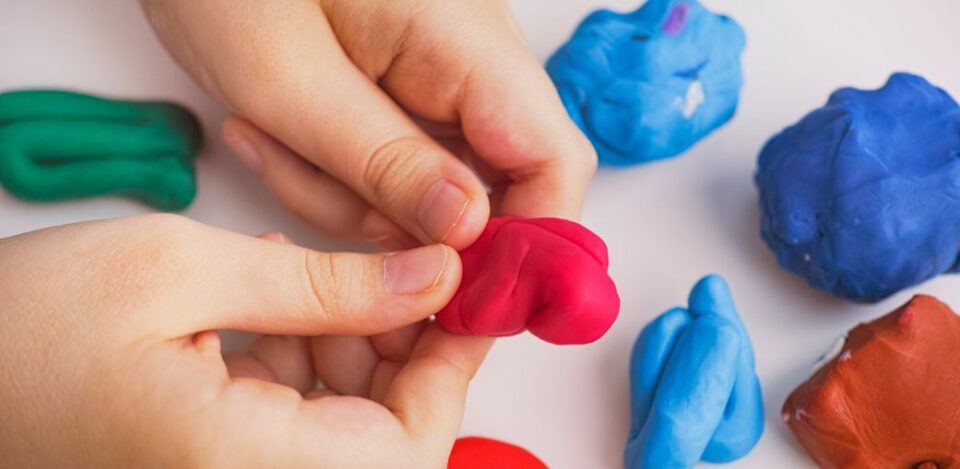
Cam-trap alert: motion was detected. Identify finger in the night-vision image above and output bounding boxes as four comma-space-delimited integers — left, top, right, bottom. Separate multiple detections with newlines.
372, 2, 597, 219
630, 316, 740, 468
627, 307, 691, 440
368, 361, 402, 403
381, 325, 494, 437
223, 234, 325, 392
224, 336, 316, 393
458, 51, 597, 220
205, 1, 489, 248
310, 321, 426, 399
122, 216, 461, 337
368, 322, 428, 401
370, 321, 428, 362
426, 132, 507, 196
223, 352, 278, 383
222, 117, 418, 249
310, 335, 379, 397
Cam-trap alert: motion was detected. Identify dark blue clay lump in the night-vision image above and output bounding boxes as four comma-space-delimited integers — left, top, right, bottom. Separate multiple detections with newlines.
756, 73, 960, 302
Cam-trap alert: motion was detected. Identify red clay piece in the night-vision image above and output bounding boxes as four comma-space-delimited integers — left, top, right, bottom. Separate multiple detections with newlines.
435, 217, 620, 345
783, 295, 960, 468
447, 437, 547, 469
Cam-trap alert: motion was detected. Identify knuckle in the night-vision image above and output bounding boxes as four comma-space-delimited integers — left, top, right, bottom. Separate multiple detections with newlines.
45, 213, 206, 328
303, 251, 369, 320
123, 214, 198, 264
96, 214, 200, 296
362, 137, 436, 205
575, 135, 599, 173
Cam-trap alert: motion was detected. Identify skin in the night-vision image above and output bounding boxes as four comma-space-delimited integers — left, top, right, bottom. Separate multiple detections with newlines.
0, 214, 493, 467
1, 1, 594, 465
139, 0, 597, 250
138, 1, 597, 461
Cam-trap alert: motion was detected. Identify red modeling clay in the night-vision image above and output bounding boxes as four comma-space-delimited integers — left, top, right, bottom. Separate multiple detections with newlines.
435, 217, 620, 345
447, 437, 547, 469
783, 295, 960, 468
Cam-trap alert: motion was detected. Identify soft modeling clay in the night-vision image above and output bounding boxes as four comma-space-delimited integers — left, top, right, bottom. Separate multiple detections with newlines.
546, 0, 746, 166
783, 295, 960, 468
447, 437, 547, 469
625, 275, 763, 468
756, 73, 960, 302
0, 90, 202, 210
434, 217, 620, 345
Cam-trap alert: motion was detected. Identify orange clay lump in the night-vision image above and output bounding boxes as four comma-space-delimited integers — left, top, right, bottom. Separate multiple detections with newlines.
783, 295, 960, 468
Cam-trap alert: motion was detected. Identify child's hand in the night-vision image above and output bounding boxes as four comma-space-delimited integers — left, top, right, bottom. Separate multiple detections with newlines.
140, 0, 597, 250
0, 215, 491, 468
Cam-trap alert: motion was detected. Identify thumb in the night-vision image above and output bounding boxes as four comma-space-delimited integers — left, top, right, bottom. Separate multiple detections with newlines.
134, 216, 462, 337
382, 326, 494, 439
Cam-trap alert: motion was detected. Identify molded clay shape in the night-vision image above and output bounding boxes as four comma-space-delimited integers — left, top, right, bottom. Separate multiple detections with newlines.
546, 0, 745, 166
783, 295, 960, 468
626, 275, 763, 468
756, 73, 960, 302
0, 90, 203, 210
435, 217, 620, 345
447, 437, 547, 469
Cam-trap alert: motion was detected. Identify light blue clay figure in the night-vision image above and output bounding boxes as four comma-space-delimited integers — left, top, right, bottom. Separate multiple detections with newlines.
547, 0, 745, 166
625, 275, 763, 468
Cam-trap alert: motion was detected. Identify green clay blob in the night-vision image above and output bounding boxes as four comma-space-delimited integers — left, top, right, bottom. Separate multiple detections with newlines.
0, 90, 203, 211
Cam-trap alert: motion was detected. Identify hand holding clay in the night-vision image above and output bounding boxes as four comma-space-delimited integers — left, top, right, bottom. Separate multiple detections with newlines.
0, 215, 490, 467
142, 0, 596, 249
435, 217, 620, 345
784, 295, 960, 468
547, 0, 745, 165
626, 275, 763, 468
757, 73, 960, 302
0, 90, 201, 210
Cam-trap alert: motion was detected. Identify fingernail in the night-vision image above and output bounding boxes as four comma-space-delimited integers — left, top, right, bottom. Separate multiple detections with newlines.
418, 180, 469, 243
384, 245, 449, 295
224, 135, 263, 174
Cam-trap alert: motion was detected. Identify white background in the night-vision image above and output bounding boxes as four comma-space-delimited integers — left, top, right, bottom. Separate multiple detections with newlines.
2, 1, 958, 467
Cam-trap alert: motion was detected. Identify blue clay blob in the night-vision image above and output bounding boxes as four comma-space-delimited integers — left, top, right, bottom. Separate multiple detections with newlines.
546, 0, 746, 166
756, 73, 960, 302
625, 275, 764, 468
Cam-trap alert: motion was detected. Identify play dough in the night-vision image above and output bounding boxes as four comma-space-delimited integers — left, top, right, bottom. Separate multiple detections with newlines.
756, 73, 960, 302
0, 90, 202, 210
546, 0, 745, 166
434, 217, 620, 345
783, 295, 960, 468
447, 437, 547, 469
626, 275, 763, 468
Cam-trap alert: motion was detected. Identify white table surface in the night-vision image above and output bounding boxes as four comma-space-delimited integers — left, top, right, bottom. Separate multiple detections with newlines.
2, 1, 959, 467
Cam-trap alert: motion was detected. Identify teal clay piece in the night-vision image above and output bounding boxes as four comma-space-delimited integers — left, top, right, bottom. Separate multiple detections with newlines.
0, 90, 203, 210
